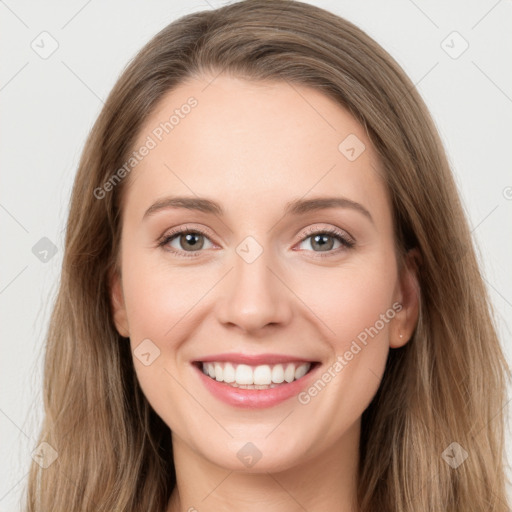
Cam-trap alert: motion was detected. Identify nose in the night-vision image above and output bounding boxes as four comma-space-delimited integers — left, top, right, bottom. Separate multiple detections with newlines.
215, 243, 293, 335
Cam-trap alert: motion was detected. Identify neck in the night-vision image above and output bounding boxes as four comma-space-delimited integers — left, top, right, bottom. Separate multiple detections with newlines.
166, 419, 360, 512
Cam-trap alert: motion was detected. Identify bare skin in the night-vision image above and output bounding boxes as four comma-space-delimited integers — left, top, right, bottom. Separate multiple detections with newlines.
110, 74, 420, 512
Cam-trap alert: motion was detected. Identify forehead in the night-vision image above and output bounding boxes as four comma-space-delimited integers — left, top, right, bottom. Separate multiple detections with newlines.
124, 74, 390, 226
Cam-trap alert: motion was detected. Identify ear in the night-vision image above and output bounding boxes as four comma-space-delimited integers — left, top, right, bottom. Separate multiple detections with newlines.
109, 267, 130, 338
390, 248, 421, 348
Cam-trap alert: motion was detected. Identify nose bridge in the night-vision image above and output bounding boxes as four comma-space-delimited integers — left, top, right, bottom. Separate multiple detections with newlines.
216, 234, 291, 332
234, 235, 273, 292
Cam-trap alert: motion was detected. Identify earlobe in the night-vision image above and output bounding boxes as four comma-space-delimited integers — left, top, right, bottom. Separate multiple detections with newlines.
390, 248, 421, 348
109, 268, 130, 338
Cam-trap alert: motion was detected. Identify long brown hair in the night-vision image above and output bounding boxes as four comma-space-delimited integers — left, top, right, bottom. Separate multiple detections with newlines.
24, 1, 510, 510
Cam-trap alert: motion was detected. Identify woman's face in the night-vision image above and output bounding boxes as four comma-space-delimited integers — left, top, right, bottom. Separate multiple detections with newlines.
111, 74, 419, 473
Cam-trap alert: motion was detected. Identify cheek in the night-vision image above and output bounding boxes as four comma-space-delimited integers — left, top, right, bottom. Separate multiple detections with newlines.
122, 249, 205, 343
121, 253, 205, 422
297, 256, 398, 352
291, 255, 397, 421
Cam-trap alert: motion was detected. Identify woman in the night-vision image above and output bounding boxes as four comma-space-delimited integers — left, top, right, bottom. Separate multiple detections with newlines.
25, 1, 510, 510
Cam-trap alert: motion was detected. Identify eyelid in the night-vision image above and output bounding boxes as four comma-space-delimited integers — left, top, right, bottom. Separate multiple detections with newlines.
158, 223, 356, 257
298, 224, 355, 245
159, 223, 354, 244
159, 223, 217, 242
157, 224, 218, 250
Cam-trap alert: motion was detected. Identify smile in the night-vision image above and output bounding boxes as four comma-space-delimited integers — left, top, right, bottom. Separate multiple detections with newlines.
200, 361, 312, 388
192, 357, 320, 408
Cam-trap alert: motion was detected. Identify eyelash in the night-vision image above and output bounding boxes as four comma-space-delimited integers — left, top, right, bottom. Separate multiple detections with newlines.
157, 225, 355, 259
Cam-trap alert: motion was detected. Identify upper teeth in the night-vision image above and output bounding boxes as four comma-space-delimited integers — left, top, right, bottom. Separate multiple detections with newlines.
202, 362, 311, 385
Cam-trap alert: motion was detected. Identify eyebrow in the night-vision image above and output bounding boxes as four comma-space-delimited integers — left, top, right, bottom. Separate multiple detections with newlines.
143, 195, 373, 223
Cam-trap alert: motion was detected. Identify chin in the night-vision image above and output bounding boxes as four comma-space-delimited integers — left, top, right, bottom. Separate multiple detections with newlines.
196, 435, 314, 473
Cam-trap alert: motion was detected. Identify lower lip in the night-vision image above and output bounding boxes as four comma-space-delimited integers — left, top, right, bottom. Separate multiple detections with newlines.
193, 363, 319, 409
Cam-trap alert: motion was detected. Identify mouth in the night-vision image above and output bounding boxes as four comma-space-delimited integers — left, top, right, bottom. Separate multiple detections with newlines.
192, 360, 319, 389
191, 357, 321, 408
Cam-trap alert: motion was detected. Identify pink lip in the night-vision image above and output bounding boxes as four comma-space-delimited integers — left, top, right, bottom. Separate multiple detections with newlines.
193, 361, 320, 409
194, 352, 316, 366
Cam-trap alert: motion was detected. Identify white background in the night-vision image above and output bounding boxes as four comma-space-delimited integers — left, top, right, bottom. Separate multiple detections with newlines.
1, 0, 511, 509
